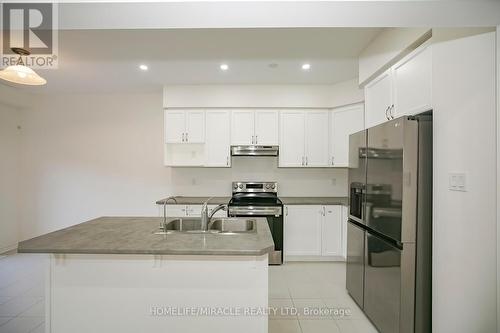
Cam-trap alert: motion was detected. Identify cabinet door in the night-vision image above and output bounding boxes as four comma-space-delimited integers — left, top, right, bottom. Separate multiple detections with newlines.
284, 205, 322, 256
330, 104, 365, 167
208, 205, 228, 218
205, 110, 231, 167
185, 110, 205, 143
164, 110, 185, 143
321, 205, 343, 257
254, 110, 279, 145
279, 111, 305, 167
164, 205, 187, 217
186, 205, 202, 217
305, 110, 329, 167
365, 70, 393, 128
393, 45, 432, 117
231, 110, 255, 145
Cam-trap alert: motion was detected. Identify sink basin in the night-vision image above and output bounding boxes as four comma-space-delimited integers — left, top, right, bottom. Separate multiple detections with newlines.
209, 218, 256, 233
154, 218, 256, 235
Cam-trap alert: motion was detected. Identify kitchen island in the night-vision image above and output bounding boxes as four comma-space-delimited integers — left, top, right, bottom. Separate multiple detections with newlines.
18, 217, 274, 333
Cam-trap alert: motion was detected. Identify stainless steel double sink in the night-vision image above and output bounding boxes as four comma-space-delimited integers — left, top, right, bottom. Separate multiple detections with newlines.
154, 218, 256, 235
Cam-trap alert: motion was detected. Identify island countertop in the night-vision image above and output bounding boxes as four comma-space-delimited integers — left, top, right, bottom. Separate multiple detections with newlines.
156, 196, 348, 206
17, 217, 275, 256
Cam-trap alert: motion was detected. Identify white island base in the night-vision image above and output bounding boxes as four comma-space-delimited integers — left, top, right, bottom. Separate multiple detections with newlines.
46, 254, 268, 333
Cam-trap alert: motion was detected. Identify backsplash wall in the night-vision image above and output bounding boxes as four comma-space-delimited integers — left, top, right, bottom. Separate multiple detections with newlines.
170, 156, 348, 197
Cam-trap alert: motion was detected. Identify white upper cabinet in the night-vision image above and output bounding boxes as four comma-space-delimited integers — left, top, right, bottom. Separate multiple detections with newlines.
329, 103, 365, 167
280, 109, 330, 168
393, 44, 432, 117
254, 110, 279, 145
231, 110, 254, 145
185, 110, 205, 143
364, 43, 433, 128
164, 110, 186, 143
365, 69, 393, 128
305, 110, 329, 167
205, 110, 231, 167
231, 110, 279, 146
164, 109, 205, 143
279, 111, 306, 167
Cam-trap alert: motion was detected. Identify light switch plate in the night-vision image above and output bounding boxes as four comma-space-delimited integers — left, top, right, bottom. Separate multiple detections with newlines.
449, 173, 467, 192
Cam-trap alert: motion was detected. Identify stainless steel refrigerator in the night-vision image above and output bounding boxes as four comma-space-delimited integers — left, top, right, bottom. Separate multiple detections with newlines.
346, 113, 432, 333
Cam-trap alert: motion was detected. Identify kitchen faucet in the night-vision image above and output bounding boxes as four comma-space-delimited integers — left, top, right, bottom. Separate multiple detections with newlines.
201, 198, 228, 231
162, 196, 178, 230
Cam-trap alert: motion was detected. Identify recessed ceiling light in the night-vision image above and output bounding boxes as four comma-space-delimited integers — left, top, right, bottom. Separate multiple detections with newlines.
220, 64, 229, 71
302, 63, 311, 71
139, 64, 148, 71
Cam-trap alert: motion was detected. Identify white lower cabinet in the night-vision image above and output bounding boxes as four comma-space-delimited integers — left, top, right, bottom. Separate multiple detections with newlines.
284, 205, 323, 256
284, 204, 346, 261
159, 204, 227, 218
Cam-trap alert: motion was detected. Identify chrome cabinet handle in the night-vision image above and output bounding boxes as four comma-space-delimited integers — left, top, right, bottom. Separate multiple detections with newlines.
385, 106, 390, 120
331, 156, 334, 166
286, 206, 289, 216
255, 135, 258, 144
306, 156, 308, 166
181, 133, 184, 142
390, 104, 395, 119
323, 206, 326, 216
301, 156, 304, 166
251, 135, 254, 144
186, 132, 188, 142
226, 156, 229, 166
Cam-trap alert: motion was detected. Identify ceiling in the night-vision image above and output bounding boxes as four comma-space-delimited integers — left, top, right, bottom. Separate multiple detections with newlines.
4, 28, 382, 94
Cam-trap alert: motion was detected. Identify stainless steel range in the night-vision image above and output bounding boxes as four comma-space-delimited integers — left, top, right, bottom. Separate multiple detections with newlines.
228, 181, 283, 264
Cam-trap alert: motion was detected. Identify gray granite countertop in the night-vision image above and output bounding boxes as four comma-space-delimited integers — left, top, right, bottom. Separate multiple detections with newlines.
156, 196, 347, 206
17, 217, 274, 256
280, 197, 348, 206
156, 197, 231, 205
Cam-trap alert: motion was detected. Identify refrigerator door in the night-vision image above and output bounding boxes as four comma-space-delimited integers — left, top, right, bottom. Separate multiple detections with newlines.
346, 220, 365, 308
366, 117, 418, 243
348, 129, 367, 224
363, 231, 402, 333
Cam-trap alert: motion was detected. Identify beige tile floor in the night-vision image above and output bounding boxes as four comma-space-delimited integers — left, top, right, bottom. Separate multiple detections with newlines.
268, 262, 378, 333
0, 253, 377, 333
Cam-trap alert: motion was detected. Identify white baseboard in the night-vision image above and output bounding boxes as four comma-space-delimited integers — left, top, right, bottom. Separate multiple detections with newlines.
285, 255, 345, 262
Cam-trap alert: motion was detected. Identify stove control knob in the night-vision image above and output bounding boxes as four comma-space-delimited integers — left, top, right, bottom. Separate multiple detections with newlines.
233, 184, 238, 190
266, 184, 271, 189
271, 184, 276, 189
238, 184, 243, 189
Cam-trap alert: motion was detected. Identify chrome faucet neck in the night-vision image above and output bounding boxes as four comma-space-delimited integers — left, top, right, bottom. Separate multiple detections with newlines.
162, 196, 178, 229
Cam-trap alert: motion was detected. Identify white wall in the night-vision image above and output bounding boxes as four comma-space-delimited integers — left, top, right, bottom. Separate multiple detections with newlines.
433, 31, 497, 333
17, 93, 169, 240
0, 102, 21, 252
163, 80, 363, 108
497, 25, 500, 331
13, 86, 350, 241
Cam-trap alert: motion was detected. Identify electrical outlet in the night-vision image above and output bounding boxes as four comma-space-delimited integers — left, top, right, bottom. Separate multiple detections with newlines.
449, 173, 466, 192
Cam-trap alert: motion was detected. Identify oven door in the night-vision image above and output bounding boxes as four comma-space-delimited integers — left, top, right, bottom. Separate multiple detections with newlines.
229, 206, 283, 265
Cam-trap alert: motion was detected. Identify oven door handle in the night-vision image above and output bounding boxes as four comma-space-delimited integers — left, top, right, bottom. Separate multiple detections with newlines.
228, 206, 282, 217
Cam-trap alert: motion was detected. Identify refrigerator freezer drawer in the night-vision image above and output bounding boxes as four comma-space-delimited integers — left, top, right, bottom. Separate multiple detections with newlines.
364, 231, 402, 333
346, 220, 365, 309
